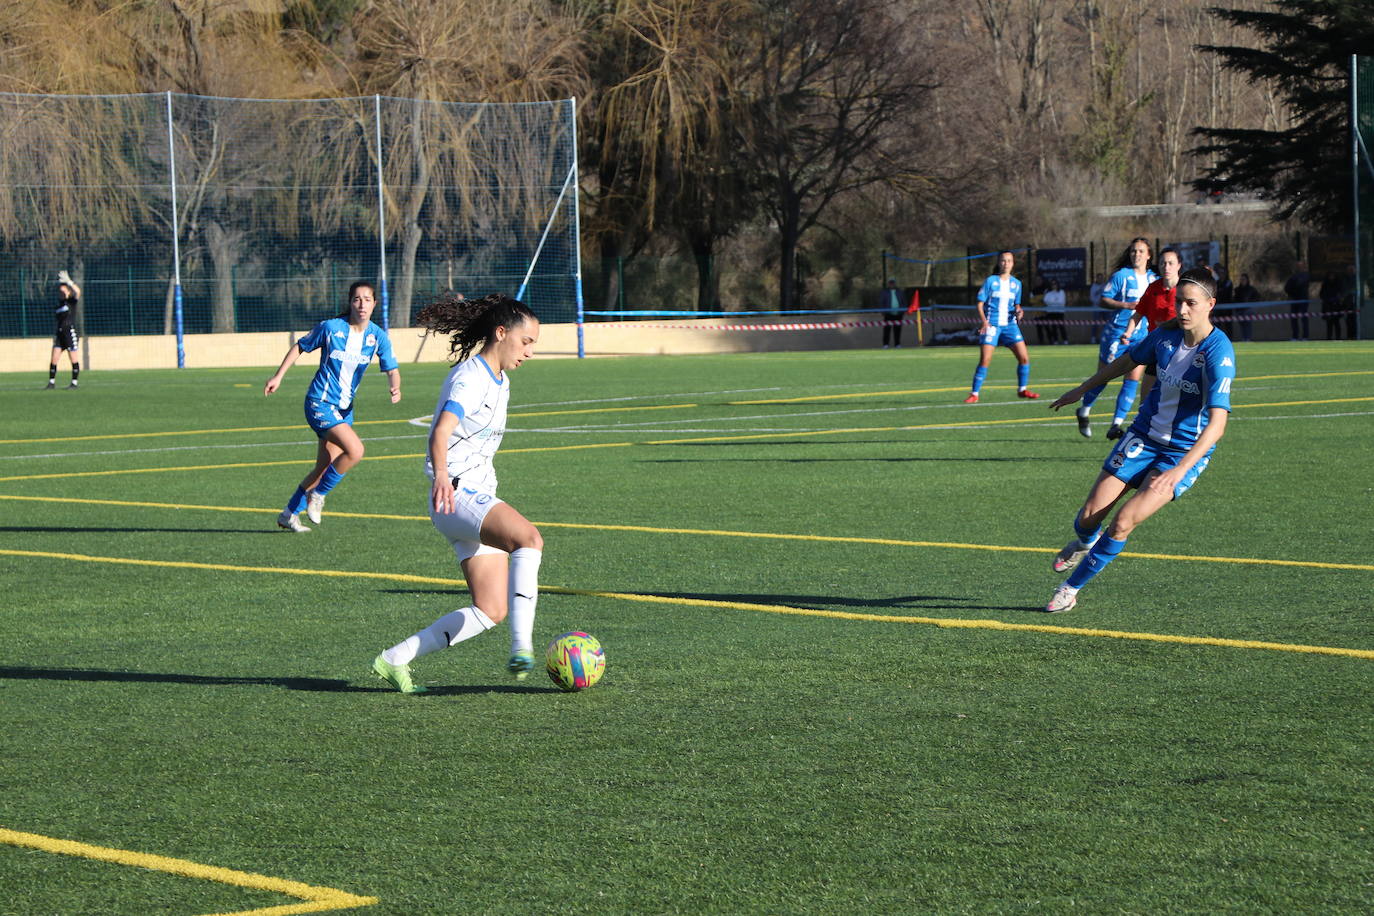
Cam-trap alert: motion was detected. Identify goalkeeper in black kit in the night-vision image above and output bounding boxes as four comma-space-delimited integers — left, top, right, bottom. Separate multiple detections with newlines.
47, 270, 81, 389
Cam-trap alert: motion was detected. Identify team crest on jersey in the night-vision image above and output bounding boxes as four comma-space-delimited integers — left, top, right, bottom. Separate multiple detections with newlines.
366, 334, 376, 347
1193, 354, 1205, 368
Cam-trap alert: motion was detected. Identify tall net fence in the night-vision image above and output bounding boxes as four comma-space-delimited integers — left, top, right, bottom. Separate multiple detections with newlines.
0, 92, 579, 347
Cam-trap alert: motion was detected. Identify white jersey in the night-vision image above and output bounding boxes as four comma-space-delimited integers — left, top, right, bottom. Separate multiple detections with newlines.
425, 355, 509, 492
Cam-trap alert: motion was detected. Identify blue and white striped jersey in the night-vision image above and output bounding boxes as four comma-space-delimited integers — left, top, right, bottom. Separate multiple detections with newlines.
1102, 267, 1158, 332
296, 318, 397, 410
1128, 327, 1235, 450
427, 355, 509, 493
976, 275, 1022, 326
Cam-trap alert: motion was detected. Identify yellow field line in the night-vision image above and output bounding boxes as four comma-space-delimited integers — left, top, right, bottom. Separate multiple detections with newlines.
1, 548, 1370, 661
0, 405, 691, 446
0, 393, 1367, 483
2, 493, 1371, 572
0, 827, 375, 916
9, 366, 1367, 446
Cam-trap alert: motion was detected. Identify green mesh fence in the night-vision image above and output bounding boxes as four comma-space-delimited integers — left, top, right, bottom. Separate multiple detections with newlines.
0, 92, 580, 347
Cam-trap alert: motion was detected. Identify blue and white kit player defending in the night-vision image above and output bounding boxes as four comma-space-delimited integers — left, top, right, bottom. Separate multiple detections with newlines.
1075, 238, 1157, 438
1044, 268, 1235, 612
964, 250, 1038, 403
372, 293, 544, 694
264, 281, 400, 532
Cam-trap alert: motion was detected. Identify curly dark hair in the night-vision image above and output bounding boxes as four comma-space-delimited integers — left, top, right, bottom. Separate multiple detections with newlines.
415, 292, 539, 364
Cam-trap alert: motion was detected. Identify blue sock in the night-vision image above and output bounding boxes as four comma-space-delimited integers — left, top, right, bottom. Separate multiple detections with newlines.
1073, 515, 1101, 548
970, 366, 988, 395
1066, 535, 1128, 589
1081, 383, 1105, 409
285, 486, 308, 515
314, 463, 346, 496
1113, 379, 1140, 425
1017, 363, 1030, 391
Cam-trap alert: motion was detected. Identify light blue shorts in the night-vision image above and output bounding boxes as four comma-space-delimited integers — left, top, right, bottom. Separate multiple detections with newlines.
305, 399, 354, 436
1101, 430, 1212, 499
1097, 322, 1147, 363
979, 323, 1024, 347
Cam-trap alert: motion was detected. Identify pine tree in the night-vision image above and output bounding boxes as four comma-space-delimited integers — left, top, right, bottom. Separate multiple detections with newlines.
1191, 1, 1374, 230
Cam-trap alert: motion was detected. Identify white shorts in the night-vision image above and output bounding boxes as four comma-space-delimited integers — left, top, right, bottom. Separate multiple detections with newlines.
429, 486, 505, 562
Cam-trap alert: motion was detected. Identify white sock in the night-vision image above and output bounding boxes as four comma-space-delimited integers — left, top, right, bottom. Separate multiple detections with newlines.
507, 548, 541, 654
382, 606, 495, 666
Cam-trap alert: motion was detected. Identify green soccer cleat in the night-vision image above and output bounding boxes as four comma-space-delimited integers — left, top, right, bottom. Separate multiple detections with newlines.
506, 650, 536, 680
372, 654, 427, 694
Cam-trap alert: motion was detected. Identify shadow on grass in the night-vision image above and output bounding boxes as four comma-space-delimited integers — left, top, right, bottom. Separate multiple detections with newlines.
0, 525, 278, 536
381, 588, 1043, 614
0, 666, 557, 695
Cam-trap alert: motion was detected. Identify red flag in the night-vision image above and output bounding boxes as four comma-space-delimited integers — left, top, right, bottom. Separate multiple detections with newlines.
906, 289, 921, 313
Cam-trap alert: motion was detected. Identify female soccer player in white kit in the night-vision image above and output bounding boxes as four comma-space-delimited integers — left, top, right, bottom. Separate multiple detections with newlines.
372, 293, 544, 694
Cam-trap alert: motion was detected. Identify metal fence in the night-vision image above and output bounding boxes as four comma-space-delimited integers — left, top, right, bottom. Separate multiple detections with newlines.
0, 92, 581, 362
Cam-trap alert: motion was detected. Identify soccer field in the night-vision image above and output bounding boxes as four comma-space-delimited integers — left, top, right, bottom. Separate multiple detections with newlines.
2, 340, 1372, 914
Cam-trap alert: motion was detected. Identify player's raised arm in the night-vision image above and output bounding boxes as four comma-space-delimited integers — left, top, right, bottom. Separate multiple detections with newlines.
264, 341, 302, 395
1050, 349, 1139, 411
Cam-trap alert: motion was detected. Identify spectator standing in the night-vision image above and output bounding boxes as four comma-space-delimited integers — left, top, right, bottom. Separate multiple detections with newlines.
1340, 263, 1359, 340
1231, 273, 1260, 343
881, 279, 904, 348
1284, 261, 1311, 340
1042, 280, 1067, 344
1320, 270, 1345, 339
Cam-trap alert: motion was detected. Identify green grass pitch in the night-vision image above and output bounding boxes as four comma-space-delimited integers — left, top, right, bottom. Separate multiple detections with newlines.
1, 339, 1372, 914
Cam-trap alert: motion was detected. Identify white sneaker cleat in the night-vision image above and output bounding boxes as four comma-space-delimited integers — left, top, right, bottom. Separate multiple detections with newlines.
1052, 539, 1092, 573
1046, 584, 1079, 613
305, 490, 325, 524
277, 511, 310, 533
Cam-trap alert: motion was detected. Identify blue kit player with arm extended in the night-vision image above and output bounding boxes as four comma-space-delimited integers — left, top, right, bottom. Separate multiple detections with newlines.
1074, 237, 1157, 438
264, 280, 401, 532
963, 249, 1038, 403
1043, 267, 1235, 613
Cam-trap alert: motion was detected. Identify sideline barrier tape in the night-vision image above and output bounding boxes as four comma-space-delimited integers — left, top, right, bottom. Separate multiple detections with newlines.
592, 303, 1352, 332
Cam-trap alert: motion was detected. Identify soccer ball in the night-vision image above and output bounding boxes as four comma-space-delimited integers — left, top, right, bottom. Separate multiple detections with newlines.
545, 631, 605, 692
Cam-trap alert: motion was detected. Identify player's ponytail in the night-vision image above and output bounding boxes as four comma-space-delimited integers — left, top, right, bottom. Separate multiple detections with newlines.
416, 292, 538, 364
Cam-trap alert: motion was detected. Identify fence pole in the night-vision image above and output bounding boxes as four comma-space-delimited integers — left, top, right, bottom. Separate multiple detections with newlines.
1354, 54, 1364, 338
571, 97, 586, 358
166, 91, 184, 368
374, 94, 390, 332
127, 264, 134, 334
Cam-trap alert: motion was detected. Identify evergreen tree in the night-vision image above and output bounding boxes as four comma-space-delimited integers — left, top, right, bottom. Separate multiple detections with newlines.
1191, 1, 1374, 230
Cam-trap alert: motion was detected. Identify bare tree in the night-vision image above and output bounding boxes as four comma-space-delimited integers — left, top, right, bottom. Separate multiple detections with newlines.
350, 0, 582, 326
741, 0, 939, 310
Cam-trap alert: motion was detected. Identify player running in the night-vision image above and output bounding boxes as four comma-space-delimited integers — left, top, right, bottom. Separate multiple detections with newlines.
1043, 268, 1235, 613
372, 293, 544, 694
963, 250, 1038, 404
1112, 246, 1183, 435
264, 281, 400, 532
1074, 238, 1157, 437
47, 271, 81, 389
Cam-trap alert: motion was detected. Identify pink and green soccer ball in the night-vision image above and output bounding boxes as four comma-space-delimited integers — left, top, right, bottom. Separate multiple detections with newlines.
545, 631, 605, 691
